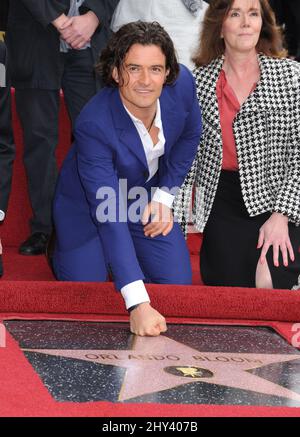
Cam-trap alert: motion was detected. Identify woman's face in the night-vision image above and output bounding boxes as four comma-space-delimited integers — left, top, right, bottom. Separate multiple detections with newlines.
221, 0, 263, 55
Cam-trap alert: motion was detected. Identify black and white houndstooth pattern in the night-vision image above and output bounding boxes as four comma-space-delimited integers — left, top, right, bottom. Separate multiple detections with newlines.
173, 54, 300, 234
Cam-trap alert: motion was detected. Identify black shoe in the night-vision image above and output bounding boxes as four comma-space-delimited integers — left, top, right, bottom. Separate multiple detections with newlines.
0, 255, 3, 277
19, 232, 49, 256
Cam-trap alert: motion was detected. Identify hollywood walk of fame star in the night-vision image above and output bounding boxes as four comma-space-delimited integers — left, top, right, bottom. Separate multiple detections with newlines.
23, 335, 300, 402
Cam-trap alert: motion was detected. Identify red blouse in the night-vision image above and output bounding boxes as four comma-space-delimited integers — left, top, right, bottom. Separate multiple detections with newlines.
216, 70, 256, 171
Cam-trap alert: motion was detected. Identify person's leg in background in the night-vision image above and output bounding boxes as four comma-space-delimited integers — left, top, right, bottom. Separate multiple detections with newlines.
0, 41, 15, 275
16, 47, 100, 257
15, 88, 60, 255
0, 87, 15, 217
61, 48, 97, 128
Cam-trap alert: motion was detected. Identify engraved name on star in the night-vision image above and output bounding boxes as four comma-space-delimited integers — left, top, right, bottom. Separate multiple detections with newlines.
23, 335, 300, 402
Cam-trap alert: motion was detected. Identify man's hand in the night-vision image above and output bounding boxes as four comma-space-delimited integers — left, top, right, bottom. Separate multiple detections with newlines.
142, 201, 173, 238
130, 303, 167, 336
52, 14, 73, 31
59, 11, 100, 50
257, 212, 295, 267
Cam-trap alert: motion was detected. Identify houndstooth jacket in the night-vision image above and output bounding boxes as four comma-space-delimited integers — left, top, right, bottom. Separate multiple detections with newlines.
173, 54, 300, 234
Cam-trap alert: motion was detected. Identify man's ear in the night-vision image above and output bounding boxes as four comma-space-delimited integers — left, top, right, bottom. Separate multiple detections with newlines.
112, 67, 119, 83
165, 69, 170, 82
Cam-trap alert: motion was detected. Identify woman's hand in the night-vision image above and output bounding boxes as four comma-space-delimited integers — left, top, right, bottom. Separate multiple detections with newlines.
257, 212, 295, 267
142, 201, 173, 238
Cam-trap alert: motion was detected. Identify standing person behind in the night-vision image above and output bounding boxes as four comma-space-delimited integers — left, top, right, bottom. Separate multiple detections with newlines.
175, 0, 300, 290
0, 41, 15, 277
111, 0, 209, 70
5, 0, 120, 256
53, 22, 202, 336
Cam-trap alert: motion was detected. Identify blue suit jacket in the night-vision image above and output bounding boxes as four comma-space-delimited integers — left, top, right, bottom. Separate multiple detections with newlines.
53, 65, 202, 289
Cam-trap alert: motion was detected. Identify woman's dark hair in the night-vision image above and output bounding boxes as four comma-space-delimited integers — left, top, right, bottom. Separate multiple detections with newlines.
193, 0, 286, 66
96, 21, 180, 87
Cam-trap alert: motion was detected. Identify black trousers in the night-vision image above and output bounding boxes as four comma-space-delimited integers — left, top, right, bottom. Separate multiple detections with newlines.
200, 171, 300, 290
15, 48, 97, 235
0, 43, 15, 215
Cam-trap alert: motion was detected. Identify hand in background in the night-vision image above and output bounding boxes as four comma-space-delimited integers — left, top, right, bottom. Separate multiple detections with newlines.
52, 13, 73, 32
59, 11, 100, 50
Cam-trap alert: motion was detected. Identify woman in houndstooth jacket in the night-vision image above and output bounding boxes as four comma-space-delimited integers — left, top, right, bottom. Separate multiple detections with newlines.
174, 0, 300, 290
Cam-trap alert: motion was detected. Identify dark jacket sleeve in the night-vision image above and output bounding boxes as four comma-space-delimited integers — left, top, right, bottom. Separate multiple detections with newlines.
80, 0, 120, 29
20, 0, 69, 27
0, 0, 9, 31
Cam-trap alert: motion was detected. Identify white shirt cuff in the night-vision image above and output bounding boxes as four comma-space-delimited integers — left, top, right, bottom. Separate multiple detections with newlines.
0, 210, 5, 221
152, 188, 175, 209
121, 280, 150, 310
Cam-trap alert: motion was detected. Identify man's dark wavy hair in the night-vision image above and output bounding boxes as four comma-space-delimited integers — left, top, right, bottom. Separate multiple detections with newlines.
96, 21, 180, 87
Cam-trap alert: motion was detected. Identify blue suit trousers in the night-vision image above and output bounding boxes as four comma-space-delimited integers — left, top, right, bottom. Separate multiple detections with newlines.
53, 221, 192, 286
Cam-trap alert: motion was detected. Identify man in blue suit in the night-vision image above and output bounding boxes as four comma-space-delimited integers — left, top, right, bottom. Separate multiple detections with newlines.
53, 22, 202, 336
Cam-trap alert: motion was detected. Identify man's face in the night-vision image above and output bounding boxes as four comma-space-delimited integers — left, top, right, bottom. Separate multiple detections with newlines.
113, 44, 170, 116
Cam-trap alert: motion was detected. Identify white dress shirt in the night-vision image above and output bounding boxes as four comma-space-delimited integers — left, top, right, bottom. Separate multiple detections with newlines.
121, 100, 175, 309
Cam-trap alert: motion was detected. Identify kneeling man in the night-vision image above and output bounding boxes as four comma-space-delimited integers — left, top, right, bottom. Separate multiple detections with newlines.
53, 21, 202, 336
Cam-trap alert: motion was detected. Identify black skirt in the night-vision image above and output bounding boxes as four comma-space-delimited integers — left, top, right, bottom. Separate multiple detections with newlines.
200, 170, 300, 289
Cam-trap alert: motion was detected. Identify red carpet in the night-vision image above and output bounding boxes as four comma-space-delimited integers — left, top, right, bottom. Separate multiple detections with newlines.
1, 281, 300, 321
0, 91, 299, 417
1, 282, 300, 417
0, 318, 299, 418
